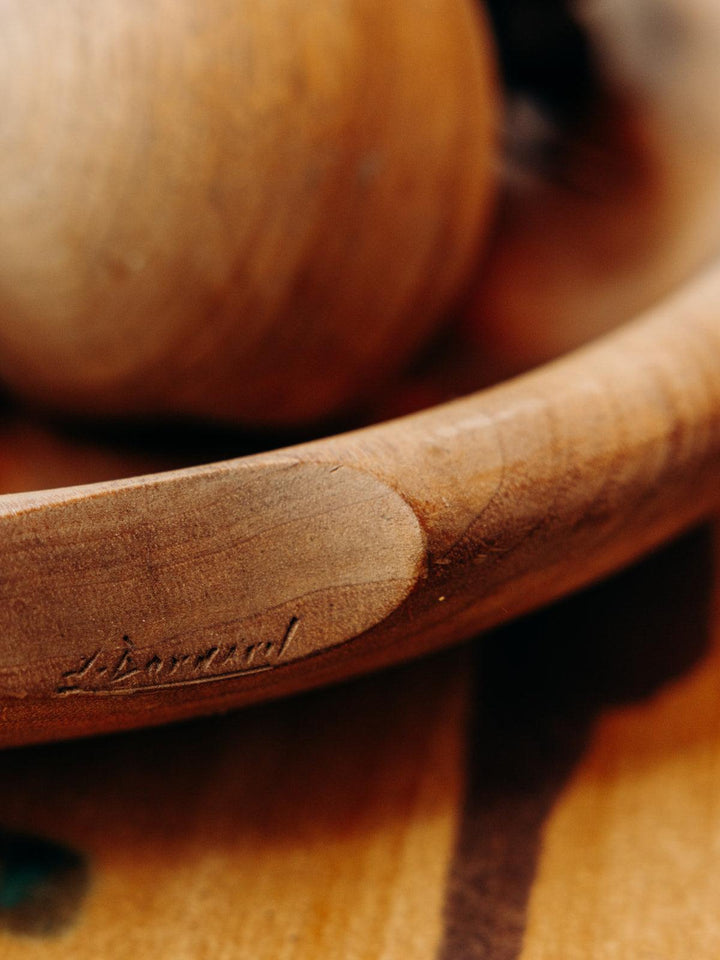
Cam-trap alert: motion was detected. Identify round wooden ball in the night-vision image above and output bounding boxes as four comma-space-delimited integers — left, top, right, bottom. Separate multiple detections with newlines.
0, 0, 498, 425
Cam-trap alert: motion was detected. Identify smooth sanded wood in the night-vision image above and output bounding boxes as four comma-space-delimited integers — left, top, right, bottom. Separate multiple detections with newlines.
0, 0, 497, 426
0, 460, 424, 696
1, 261, 720, 744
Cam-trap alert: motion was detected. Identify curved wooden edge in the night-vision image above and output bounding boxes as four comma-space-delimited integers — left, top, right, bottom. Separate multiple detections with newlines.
2, 262, 720, 745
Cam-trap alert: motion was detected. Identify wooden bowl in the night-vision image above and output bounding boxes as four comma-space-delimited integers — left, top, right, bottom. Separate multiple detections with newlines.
1, 260, 719, 747
2, 0, 720, 748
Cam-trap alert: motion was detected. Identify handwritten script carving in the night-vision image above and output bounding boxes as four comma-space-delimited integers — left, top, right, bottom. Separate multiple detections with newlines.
55, 616, 300, 696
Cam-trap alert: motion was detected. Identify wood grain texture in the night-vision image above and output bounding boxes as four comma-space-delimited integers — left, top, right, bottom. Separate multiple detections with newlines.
0, 0, 497, 425
0, 521, 717, 958
1, 258, 720, 744
520, 522, 720, 959
441, 524, 715, 959
0, 647, 469, 959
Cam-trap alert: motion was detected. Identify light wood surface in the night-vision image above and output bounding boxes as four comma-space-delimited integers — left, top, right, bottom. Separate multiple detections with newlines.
0, 520, 717, 957
0, 648, 470, 958
522, 524, 720, 959
1, 257, 720, 744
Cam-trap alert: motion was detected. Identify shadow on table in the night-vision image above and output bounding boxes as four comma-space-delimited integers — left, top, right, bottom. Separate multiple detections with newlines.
0, 526, 713, 949
440, 524, 716, 960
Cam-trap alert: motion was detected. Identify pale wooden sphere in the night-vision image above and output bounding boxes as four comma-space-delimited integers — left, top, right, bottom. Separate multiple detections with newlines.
0, 0, 497, 425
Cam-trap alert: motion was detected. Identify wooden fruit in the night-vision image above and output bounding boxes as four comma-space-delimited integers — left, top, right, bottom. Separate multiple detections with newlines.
0, 0, 497, 425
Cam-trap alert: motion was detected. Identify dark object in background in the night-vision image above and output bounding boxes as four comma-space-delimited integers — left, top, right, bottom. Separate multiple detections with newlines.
485, 0, 598, 127
0, 830, 89, 936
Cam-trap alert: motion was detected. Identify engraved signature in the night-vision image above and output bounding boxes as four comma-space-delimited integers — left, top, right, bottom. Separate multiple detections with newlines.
55, 616, 300, 696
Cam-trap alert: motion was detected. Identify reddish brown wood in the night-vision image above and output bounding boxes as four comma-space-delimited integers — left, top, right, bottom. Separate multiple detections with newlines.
1, 261, 719, 745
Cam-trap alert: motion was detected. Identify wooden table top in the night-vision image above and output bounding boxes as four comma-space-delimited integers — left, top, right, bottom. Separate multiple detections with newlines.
0, 515, 717, 958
